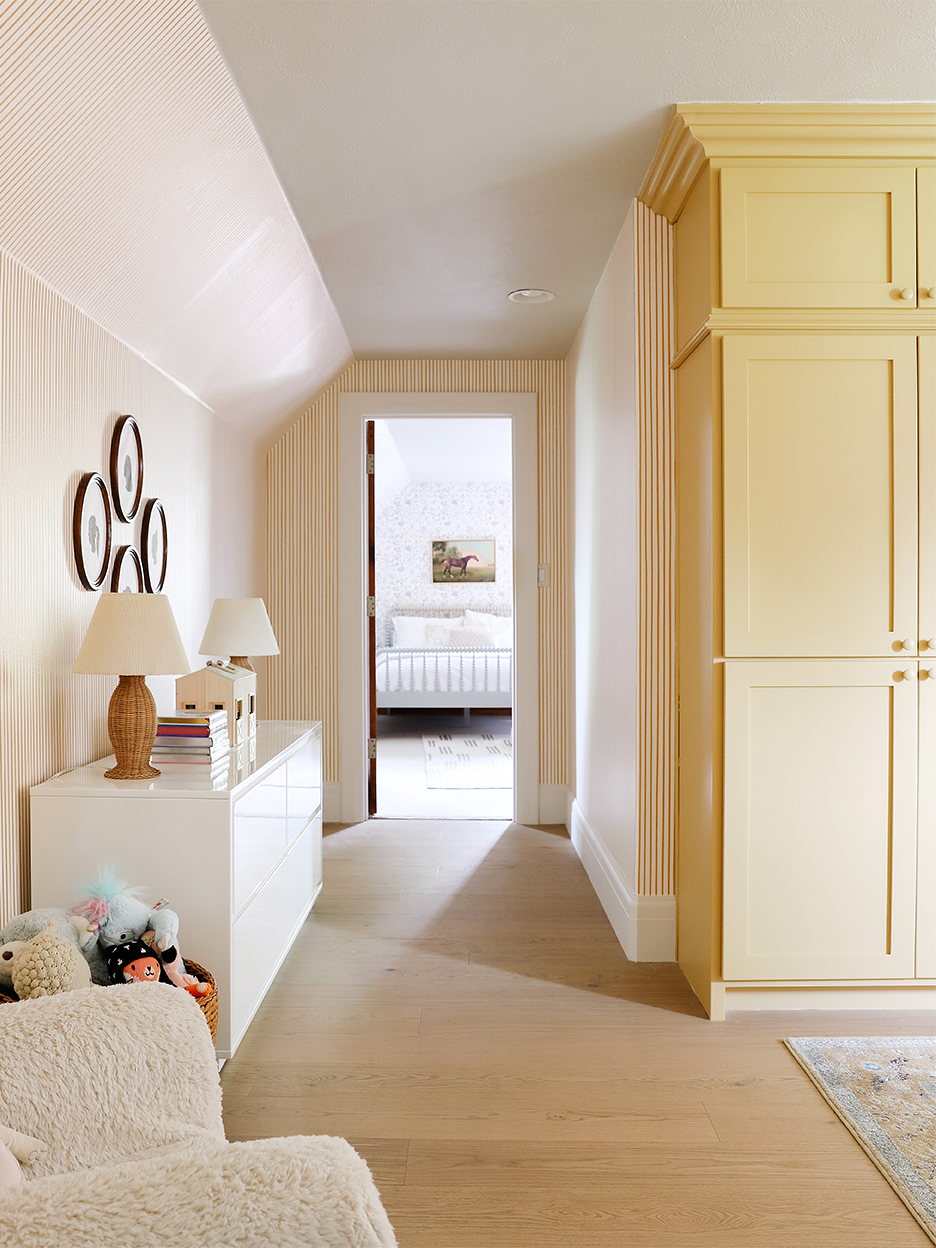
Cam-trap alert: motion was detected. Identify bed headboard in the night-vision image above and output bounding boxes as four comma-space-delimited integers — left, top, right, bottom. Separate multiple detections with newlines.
384, 604, 511, 647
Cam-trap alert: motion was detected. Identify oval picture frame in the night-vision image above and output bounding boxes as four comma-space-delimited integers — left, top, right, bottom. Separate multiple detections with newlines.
109, 414, 144, 521
73, 472, 112, 590
141, 497, 168, 592
111, 545, 144, 594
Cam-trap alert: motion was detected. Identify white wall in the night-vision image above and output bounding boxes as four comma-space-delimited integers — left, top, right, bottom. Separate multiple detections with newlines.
0, 249, 255, 920
568, 203, 639, 890
567, 202, 677, 961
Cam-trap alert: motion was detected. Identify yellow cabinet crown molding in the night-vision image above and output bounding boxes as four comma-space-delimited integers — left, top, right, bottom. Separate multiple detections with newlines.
640, 103, 936, 222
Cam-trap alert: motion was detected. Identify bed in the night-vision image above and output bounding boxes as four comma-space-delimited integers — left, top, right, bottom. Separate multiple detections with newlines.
375, 606, 512, 711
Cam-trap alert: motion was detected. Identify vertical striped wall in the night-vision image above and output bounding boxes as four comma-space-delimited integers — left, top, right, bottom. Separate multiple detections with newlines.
266, 360, 569, 787
635, 202, 676, 896
0, 249, 243, 925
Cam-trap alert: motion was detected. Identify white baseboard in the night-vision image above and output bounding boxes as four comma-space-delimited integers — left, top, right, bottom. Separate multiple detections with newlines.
538, 784, 571, 826
570, 799, 676, 962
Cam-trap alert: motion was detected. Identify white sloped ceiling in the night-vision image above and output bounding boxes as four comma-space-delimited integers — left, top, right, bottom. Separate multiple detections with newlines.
0, 0, 351, 433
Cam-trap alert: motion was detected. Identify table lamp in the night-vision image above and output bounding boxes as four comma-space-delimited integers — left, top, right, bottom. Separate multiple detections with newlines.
73, 592, 191, 779
198, 598, 279, 672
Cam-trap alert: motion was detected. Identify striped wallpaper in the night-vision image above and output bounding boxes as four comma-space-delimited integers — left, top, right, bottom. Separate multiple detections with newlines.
635, 202, 676, 896
265, 360, 570, 788
0, 249, 240, 925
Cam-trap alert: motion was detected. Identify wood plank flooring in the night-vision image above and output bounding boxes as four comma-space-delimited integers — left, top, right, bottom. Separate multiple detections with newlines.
221, 819, 933, 1246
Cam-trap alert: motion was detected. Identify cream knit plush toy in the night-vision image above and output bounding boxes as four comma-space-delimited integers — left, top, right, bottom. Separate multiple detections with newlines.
10, 921, 92, 999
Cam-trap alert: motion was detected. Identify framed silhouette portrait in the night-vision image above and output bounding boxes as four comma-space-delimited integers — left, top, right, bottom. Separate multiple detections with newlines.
109, 414, 144, 521
73, 472, 112, 590
111, 545, 144, 594
141, 498, 168, 593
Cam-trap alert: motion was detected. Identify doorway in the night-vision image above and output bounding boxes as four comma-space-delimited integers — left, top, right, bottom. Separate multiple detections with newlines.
369, 417, 513, 818
337, 393, 539, 825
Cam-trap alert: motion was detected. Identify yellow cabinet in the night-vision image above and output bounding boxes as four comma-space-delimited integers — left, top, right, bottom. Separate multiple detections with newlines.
720, 166, 920, 308
722, 661, 920, 980
919, 168, 936, 305
921, 336, 936, 650
722, 335, 920, 657
642, 105, 936, 1017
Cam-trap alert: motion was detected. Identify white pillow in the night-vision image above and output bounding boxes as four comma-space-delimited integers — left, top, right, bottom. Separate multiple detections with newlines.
464, 609, 507, 634
445, 627, 496, 648
392, 616, 428, 647
425, 617, 464, 647
492, 620, 513, 647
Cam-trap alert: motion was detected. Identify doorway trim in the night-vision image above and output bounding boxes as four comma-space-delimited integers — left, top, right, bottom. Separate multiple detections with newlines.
337, 392, 539, 824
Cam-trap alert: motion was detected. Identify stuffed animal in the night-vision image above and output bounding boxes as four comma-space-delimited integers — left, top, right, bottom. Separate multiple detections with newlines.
0, 908, 107, 988
10, 921, 92, 999
73, 871, 205, 993
106, 939, 168, 985
107, 938, 209, 997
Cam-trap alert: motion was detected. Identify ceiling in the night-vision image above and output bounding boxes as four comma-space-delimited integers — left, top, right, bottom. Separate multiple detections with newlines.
3, 2, 933, 433
200, 0, 935, 362
0, 0, 350, 436
382, 418, 513, 483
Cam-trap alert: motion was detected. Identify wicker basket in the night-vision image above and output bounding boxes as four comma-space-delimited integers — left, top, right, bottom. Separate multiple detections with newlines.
184, 959, 218, 1043
0, 960, 218, 1044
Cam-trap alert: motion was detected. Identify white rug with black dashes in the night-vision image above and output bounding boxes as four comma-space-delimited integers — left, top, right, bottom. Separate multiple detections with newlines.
422, 734, 513, 788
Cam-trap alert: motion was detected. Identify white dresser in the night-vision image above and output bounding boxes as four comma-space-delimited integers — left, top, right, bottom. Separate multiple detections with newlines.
30, 721, 322, 1058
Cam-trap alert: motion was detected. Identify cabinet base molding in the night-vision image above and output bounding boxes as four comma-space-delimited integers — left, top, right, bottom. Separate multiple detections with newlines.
714, 982, 936, 1018
570, 800, 676, 962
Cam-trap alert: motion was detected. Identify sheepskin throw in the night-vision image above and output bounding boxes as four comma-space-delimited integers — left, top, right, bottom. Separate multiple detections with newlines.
0, 982, 224, 1177
0, 983, 397, 1247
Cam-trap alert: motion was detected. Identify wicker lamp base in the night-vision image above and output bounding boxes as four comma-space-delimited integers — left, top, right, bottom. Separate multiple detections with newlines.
105, 675, 160, 779
228, 656, 254, 671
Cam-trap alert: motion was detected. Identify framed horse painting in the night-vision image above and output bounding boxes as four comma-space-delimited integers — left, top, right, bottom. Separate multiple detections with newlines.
431, 539, 496, 583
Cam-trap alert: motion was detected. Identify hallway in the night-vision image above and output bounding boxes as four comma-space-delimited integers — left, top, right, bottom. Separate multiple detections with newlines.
221, 820, 930, 1247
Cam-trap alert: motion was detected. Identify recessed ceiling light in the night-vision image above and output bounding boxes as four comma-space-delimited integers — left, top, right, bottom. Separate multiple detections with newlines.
508, 288, 555, 304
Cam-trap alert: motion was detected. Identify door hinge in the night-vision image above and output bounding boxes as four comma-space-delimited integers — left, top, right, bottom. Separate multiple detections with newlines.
367, 596, 376, 617
366, 453, 375, 474
367, 738, 377, 759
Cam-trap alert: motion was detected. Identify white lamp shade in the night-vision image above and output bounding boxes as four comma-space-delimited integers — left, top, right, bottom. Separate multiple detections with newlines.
73, 593, 191, 675
199, 597, 279, 658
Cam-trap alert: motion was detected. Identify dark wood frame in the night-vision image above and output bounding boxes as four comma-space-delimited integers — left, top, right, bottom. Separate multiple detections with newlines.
140, 497, 168, 592
110, 544, 144, 593
109, 414, 144, 521
73, 471, 112, 590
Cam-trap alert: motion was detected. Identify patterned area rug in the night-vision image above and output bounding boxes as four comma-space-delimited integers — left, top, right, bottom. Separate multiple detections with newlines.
423, 734, 512, 788
785, 1036, 936, 1241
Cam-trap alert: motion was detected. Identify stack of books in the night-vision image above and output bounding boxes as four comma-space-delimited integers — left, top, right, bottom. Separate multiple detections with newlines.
151, 710, 230, 773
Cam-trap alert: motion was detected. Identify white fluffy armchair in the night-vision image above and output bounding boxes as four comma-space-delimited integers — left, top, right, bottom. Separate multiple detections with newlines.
0, 982, 397, 1247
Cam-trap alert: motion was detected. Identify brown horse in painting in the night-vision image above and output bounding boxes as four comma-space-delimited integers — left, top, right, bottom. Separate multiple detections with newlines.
442, 554, 478, 578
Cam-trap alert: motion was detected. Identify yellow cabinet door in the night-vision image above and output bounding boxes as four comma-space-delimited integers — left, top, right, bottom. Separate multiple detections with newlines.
919, 336, 936, 977
918, 660, 936, 977
723, 336, 919, 657
722, 661, 918, 980
919, 168, 936, 307
921, 336, 936, 652
720, 166, 918, 308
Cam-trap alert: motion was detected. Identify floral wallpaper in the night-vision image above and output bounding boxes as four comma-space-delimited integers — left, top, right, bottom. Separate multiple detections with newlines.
375, 480, 513, 645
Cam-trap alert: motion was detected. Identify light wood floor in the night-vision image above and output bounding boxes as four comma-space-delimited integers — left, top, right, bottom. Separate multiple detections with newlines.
221, 819, 933, 1247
